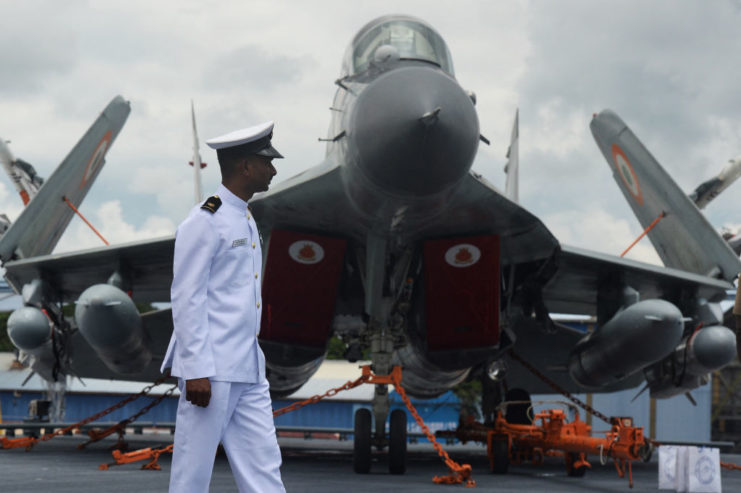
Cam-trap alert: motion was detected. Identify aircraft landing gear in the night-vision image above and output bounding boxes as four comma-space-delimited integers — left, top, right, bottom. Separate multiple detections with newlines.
352, 406, 408, 475
388, 409, 407, 474
353, 408, 372, 473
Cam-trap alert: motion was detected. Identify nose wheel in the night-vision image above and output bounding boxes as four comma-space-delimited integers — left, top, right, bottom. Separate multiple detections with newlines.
389, 409, 407, 474
352, 407, 408, 474
353, 408, 372, 473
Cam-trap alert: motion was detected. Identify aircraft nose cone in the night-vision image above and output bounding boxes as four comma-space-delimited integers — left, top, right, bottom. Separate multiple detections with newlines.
349, 65, 479, 196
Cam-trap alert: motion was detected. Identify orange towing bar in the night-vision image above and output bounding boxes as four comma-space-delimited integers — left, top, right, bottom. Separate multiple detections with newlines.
443, 407, 650, 488
99, 444, 174, 471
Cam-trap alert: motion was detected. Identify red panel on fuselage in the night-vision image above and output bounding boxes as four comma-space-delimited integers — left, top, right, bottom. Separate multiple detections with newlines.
423, 235, 500, 350
260, 230, 346, 347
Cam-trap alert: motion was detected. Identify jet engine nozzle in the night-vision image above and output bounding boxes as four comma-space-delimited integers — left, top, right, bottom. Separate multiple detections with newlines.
7, 306, 51, 352
348, 65, 479, 196
75, 284, 151, 374
568, 299, 684, 388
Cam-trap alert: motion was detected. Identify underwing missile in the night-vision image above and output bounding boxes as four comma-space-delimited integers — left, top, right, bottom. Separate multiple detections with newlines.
7, 306, 51, 351
645, 324, 736, 399
75, 284, 152, 374
568, 299, 684, 388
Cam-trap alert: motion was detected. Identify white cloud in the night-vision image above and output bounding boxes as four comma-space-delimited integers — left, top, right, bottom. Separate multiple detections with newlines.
54, 200, 175, 253
0, 0, 736, 277
542, 208, 662, 265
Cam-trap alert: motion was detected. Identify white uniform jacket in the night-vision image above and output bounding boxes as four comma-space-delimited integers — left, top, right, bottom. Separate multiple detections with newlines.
161, 184, 266, 382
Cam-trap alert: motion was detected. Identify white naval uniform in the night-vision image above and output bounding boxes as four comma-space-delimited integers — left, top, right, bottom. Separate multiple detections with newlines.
162, 183, 284, 493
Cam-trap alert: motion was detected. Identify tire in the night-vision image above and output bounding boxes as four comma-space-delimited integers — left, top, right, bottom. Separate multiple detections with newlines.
389, 409, 407, 474
353, 408, 372, 474
489, 435, 509, 474
565, 452, 588, 477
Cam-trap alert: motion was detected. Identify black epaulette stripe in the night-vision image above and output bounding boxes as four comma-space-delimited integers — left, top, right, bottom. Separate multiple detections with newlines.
201, 195, 221, 213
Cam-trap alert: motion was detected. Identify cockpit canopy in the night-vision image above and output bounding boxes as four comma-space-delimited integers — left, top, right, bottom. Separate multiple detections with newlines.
343, 15, 454, 76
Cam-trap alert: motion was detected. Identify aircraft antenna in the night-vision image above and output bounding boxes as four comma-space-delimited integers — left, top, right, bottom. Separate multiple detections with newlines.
189, 100, 206, 204
504, 109, 519, 202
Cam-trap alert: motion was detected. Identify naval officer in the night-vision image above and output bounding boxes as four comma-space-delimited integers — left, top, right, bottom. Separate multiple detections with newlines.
161, 121, 284, 492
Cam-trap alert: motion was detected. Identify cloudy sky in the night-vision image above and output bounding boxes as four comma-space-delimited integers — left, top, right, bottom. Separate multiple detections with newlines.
1, 0, 740, 265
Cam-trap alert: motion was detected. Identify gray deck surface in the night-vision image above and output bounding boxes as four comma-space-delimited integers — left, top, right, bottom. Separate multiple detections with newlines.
2, 435, 740, 492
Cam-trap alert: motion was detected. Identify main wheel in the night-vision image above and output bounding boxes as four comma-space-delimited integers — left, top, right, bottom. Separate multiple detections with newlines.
489, 434, 509, 474
565, 452, 588, 477
389, 409, 407, 474
353, 408, 372, 474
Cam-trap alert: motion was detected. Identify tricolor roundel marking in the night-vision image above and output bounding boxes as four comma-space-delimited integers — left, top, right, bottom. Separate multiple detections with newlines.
288, 240, 325, 264
81, 131, 113, 188
611, 144, 643, 205
444, 244, 481, 268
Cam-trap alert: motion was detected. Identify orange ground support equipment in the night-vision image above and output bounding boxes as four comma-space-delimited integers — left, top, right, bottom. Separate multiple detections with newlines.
446, 405, 650, 488
99, 444, 174, 471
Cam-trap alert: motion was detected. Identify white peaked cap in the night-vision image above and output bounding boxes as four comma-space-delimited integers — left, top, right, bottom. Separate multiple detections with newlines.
206, 121, 274, 150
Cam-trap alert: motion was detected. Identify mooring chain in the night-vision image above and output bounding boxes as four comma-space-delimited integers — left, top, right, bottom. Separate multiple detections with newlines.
392, 379, 476, 487
2, 376, 171, 451
272, 374, 371, 418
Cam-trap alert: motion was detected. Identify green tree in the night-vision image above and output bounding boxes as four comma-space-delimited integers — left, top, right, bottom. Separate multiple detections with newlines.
452, 379, 482, 420
326, 336, 346, 360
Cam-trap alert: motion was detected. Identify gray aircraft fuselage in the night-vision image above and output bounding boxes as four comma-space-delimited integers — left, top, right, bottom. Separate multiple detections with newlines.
326, 17, 480, 238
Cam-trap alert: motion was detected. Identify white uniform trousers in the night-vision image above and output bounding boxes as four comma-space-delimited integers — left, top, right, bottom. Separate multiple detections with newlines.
169, 380, 285, 493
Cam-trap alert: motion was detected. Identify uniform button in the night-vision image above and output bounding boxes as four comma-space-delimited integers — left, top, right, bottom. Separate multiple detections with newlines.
257, 301, 261, 308
252, 242, 256, 249
247, 214, 251, 219
254, 273, 258, 279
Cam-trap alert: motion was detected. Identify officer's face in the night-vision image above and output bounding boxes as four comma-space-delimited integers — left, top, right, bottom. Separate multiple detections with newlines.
244, 155, 277, 192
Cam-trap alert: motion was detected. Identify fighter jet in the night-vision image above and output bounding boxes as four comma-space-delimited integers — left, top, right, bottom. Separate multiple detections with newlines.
2, 16, 738, 475
690, 156, 741, 210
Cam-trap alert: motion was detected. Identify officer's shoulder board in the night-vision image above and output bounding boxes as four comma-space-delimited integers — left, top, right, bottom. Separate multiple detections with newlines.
201, 195, 222, 213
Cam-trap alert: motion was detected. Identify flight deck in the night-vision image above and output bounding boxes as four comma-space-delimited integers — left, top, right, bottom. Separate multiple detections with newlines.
2, 435, 741, 492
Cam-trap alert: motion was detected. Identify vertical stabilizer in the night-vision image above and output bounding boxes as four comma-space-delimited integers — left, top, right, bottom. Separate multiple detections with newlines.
504, 109, 519, 202
0, 96, 130, 262
689, 156, 741, 209
590, 110, 741, 281
0, 139, 44, 205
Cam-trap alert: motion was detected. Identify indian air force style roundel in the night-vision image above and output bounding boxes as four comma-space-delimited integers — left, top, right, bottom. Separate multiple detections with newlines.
444, 244, 481, 268
81, 131, 113, 188
288, 240, 325, 264
611, 144, 643, 205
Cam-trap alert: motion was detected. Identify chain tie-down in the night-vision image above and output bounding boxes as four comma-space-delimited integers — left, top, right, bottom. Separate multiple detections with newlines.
1, 376, 171, 451
102, 366, 476, 487
78, 384, 177, 450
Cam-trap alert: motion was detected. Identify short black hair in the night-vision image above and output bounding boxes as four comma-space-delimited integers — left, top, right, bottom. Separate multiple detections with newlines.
216, 146, 250, 179
215, 134, 274, 178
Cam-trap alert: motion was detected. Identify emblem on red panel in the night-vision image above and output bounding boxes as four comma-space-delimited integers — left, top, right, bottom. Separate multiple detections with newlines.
611, 144, 643, 205
445, 244, 481, 268
81, 131, 113, 188
288, 240, 325, 264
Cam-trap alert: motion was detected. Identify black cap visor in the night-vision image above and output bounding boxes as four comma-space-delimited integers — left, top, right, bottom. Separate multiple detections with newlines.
255, 143, 284, 159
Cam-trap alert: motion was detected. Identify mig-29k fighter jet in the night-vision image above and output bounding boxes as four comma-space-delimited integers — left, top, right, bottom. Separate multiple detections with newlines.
2, 15, 739, 475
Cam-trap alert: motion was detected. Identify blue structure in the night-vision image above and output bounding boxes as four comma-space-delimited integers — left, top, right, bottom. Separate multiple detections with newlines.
273, 390, 461, 440
0, 389, 178, 425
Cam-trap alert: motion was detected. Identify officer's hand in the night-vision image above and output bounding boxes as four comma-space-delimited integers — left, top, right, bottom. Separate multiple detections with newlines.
185, 378, 211, 407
